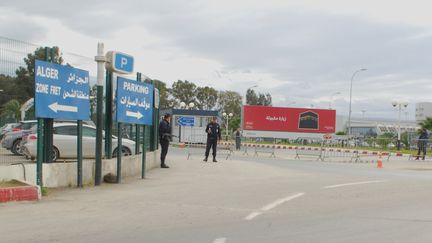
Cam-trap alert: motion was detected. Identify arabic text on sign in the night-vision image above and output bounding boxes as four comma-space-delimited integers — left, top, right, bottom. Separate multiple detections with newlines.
119, 96, 151, 109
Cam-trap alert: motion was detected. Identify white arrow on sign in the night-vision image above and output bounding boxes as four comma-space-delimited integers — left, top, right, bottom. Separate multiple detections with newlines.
126, 110, 143, 119
49, 102, 78, 113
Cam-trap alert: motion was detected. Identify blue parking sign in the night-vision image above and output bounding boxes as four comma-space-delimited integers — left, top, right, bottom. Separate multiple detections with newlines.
35, 60, 90, 120
116, 77, 154, 125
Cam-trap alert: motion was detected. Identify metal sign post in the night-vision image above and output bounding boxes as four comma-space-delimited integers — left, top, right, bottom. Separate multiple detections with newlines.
141, 125, 146, 179
116, 122, 122, 183
135, 72, 142, 155
34, 59, 90, 187
77, 120, 83, 187
104, 71, 113, 159
36, 118, 44, 186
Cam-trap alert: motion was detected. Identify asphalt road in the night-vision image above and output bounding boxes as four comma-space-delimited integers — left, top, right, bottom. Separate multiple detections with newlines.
1, 147, 432, 243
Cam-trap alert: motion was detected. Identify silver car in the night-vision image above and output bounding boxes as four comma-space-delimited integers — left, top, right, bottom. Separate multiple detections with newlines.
1, 120, 38, 155
22, 123, 136, 161
0, 122, 20, 139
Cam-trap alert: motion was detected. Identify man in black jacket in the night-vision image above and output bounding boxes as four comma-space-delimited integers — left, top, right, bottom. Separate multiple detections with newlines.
159, 113, 171, 168
416, 128, 429, 160
204, 116, 221, 162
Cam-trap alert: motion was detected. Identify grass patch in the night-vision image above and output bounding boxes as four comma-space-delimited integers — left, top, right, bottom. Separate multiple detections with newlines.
41, 187, 48, 196
0, 180, 28, 188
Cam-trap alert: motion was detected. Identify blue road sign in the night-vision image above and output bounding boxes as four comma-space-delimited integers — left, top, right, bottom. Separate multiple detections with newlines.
35, 60, 90, 120
177, 116, 195, 126
116, 77, 154, 125
106, 51, 134, 74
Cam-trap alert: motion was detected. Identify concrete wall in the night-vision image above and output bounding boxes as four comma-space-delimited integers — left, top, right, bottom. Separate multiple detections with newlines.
0, 151, 159, 188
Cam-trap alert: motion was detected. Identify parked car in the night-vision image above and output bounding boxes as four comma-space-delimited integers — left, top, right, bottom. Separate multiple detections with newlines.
0, 122, 20, 139
1, 120, 96, 155
22, 123, 136, 161
0, 120, 38, 155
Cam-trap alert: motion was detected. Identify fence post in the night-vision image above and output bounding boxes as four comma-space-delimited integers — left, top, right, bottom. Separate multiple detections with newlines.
116, 122, 122, 183
77, 120, 83, 187
105, 71, 113, 158
141, 125, 146, 179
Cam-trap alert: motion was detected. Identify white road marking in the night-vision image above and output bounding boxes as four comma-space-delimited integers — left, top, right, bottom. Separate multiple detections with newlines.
213, 237, 227, 243
244, 193, 305, 221
324, 180, 385, 189
261, 193, 305, 211
244, 211, 263, 220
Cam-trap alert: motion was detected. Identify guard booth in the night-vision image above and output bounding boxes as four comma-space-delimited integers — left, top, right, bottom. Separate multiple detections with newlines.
160, 108, 219, 144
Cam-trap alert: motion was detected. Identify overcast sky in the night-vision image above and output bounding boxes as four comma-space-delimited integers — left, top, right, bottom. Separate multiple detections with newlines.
1, 0, 432, 120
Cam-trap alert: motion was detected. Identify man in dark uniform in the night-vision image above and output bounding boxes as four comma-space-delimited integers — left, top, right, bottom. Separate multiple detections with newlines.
159, 113, 171, 168
416, 128, 429, 160
204, 116, 221, 162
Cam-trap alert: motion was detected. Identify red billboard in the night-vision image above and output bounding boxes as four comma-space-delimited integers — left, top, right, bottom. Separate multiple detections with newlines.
243, 105, 336, 133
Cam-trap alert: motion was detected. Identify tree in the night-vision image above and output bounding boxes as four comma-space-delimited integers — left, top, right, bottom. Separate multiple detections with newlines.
229, 116, 241, 132
153, 80, 170, 109
246, 89, 259, 105
1, 99, 21, 122
258, 93, 272, 106
376, 132, 394, 149
196, 86, 218, 110
0, 74, 16, 107
419, 117, 432, 131
400, 131, 410, 148
218, 90, 242, 116
246, 88, 272, 106
14, 46, 63, 103
170, 80, 197, 108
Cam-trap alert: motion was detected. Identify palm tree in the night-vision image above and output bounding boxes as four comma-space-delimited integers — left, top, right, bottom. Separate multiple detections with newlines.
1, 99, 21, 122
419, 117, 432, 132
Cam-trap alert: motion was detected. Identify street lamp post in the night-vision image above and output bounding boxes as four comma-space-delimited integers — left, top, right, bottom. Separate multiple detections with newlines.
223, 112, 233, 141
329, 92, 340, 109
347, 68, 367, 136
392, 101, 408, 150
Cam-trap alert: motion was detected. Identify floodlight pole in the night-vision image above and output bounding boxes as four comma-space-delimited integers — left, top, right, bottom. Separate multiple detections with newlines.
347, 69, 367, 136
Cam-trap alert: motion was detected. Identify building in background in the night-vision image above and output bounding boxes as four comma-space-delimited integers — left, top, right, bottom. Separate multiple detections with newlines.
160, 108, 219, 143
415, 102, 432, 122
336, 115, 418, 137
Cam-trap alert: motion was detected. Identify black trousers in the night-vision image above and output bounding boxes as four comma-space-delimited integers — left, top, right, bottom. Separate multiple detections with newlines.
205, 138, 217, 158
235, 137, 241, 150
417, 144, 427, 158
160, 139, 169, 164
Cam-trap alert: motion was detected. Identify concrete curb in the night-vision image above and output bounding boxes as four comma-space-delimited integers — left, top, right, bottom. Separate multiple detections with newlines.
0, 183, 40, 203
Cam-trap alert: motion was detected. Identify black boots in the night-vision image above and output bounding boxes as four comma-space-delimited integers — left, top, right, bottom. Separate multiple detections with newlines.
161, 163, 169, 168
203, 157, 217, 162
